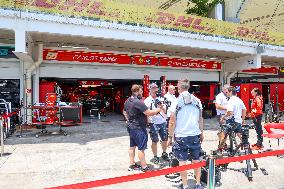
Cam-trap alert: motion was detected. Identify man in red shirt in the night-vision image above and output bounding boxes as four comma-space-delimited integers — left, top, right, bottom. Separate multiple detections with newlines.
114, 91, 121, 113
250, 88, 264, 150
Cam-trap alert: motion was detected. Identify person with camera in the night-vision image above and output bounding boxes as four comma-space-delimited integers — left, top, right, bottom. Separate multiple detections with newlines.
167, 79, 204, 189
123, 84, 162, 172
220, 86, 247, 140
215, 84, 230, 149
250, 88, 264, 150
144, 83, 168, 163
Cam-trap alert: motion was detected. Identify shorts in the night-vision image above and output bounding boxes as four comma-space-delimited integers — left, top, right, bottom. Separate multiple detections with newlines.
223, 122, 242, 134
149, 122, 168, 143
172, 135, 201, 161
129, 128, 148, 151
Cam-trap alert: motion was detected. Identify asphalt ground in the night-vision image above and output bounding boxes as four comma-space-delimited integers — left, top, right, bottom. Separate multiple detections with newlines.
0, 113, 284, 189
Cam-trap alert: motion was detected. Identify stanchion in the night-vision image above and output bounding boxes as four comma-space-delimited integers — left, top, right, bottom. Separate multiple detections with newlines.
0, 117, 4, 157
0, 117, 12, 157
207, 153, 217, 189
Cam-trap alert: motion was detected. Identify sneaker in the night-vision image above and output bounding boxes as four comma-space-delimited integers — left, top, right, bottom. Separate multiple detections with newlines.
251, 144, 264, 150
128, 163, 141, 171
153, 156, 160, 164
161, 152, 169, 161
141, 166, 151, 172
196, 184, 204, 189
251, 143, 258, 147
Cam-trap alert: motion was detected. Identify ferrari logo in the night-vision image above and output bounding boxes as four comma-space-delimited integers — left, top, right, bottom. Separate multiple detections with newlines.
280, 67, 284, 73
139, 57, 144, 64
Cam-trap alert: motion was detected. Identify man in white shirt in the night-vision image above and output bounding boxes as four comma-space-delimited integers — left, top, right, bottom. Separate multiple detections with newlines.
167, 79, 204, 189
144, 83, 168, 163
215, 84, 229, 148
164, 85, 177, 124
215, 84, 230, 119
221, 86, 247, 140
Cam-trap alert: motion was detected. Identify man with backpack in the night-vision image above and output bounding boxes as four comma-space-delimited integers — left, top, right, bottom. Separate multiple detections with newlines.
167, 79, 204, 189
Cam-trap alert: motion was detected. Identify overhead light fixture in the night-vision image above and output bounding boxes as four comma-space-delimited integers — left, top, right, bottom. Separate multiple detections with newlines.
155, 52, 165, 55
61, 45, 73, 48
143, 51, 155, 54
82, 84, 101, 88
61, 45, 88, 49
209, 57, 218, 60
73, 46, 89, 49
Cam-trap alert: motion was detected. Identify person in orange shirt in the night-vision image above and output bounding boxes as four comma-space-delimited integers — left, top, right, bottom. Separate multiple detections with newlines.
250, 88, 264, 150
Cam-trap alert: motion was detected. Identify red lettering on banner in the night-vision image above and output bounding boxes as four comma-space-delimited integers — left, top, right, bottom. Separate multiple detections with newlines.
235, 27, 250, 37
87, 1, 105, 15
192, 19, 205, 31
32, 0, 59, 8
155, 12, 175, 25
75, 0, 90, 12
59, 0, 76, 11
174, 16, 194, 27
160, 57, 221, 70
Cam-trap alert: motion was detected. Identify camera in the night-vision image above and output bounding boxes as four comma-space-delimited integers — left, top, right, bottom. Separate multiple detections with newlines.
222, 117, 237, 132
164, 97, 171, 108
154, 98, 162, 107
241, 124, 250, 144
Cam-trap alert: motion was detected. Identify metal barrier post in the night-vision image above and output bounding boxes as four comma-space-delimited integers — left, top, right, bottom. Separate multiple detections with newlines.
0, 117, 4, 157
207, 154, 217, 189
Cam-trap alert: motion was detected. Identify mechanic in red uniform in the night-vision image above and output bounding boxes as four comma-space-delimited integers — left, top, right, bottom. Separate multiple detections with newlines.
250, 88, 264, 150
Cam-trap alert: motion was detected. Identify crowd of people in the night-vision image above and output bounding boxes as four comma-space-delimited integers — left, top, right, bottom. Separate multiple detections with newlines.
123, 79, 264, 189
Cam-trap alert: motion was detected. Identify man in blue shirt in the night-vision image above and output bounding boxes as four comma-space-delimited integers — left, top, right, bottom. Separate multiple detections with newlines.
168, 79, 204, 189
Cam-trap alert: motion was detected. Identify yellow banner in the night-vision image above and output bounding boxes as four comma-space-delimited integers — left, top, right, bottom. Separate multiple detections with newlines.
1, 0, 284, 46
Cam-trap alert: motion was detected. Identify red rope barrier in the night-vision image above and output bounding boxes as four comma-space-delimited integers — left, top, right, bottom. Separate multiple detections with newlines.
46, 149, 284, 189
216, 149, 284, 165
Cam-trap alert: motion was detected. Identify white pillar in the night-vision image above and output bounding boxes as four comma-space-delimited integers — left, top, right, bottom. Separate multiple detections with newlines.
33, 67, 40, 104
214, 3, 223, 21
15, 30, 26, 53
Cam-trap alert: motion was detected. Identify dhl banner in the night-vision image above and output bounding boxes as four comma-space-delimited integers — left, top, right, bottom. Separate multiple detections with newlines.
1, 0, 284, 46
43, 49, 222, 70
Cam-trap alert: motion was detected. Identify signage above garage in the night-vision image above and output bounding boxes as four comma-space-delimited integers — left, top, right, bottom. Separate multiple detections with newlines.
43, 49, 222, 71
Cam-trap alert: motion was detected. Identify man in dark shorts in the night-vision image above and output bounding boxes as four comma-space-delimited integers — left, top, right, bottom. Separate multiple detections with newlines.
123, 84, 162, 172
167, 79, 204, 189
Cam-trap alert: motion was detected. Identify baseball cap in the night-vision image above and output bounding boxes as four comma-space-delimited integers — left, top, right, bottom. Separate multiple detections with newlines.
149, 83, 158, 89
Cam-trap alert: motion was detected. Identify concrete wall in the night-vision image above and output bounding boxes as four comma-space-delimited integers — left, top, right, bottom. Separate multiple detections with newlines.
0, 59, 20, 79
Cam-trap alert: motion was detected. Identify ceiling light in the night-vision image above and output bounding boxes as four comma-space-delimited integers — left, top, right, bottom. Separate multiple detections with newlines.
73, 46, 89, 49
155, 52, 165, 55
143, 51, 155, 54
61, 45, 73, 48
61, 45, 88, 49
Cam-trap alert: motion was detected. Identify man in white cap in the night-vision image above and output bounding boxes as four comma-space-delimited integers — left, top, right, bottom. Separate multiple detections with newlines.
144, 83, 168, 163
